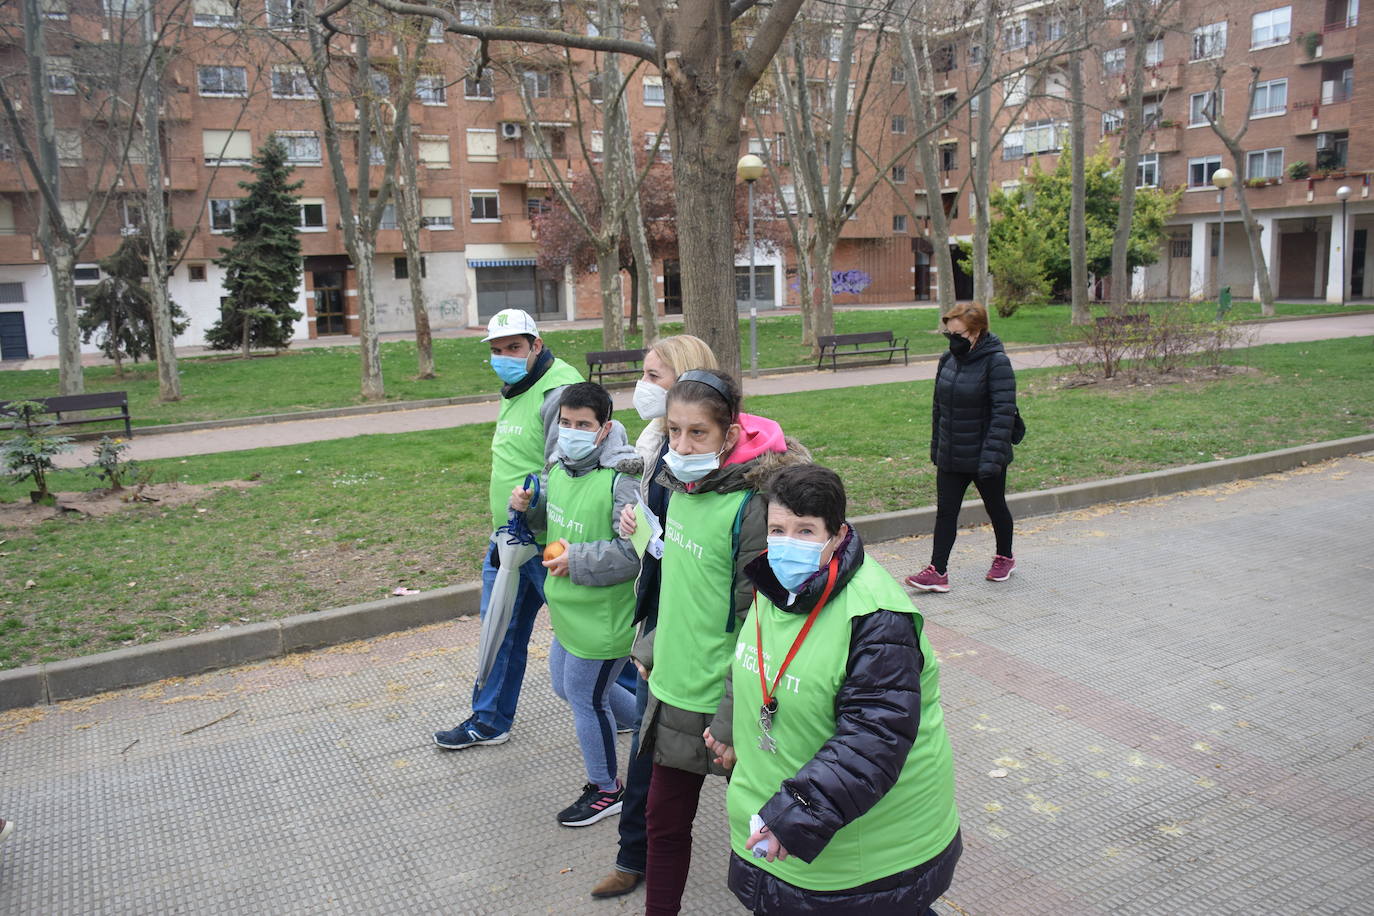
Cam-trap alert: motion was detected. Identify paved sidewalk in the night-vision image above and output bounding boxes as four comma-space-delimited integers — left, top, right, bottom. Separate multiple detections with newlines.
49, 312, 1374, 468
2, 455, 1371, 914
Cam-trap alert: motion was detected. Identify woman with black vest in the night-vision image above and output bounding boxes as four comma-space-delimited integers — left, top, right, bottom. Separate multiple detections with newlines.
907, 302, 1019, 593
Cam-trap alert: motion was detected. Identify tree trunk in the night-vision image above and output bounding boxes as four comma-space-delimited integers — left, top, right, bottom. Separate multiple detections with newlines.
1229, 175, 1276, 316
397, 168, 435, 378
904, 28, 955, 325
595, 240, 625, 350
971, 0, 998, 305
1068, 11, 1090, 326
620, 160, 658, 346
241, 308, 251, 359
1109, 17, 1150, 315
668, 104, 742, 377
142, 0, 180, 400
355, 239, 384, 399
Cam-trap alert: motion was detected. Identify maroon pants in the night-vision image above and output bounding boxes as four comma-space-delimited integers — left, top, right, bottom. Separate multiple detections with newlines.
644, 762, 707, 916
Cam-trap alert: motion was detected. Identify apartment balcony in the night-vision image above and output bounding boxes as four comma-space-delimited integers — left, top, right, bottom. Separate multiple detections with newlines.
497, 156, 573, 186
164, 156, 200, 191
500, 216, 535, 243
1299, 17, 1359, 64
0, 232, 40, 264
1289, 91, 1353, 136
0, 161, 29, 193
494, 93, 575, 125
1141, 122, 1185, 155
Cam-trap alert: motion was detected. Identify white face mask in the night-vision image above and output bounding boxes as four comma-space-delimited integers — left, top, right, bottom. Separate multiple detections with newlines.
633, 379, 669, 420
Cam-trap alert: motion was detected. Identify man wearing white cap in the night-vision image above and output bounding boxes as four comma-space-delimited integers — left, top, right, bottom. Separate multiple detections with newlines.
435, 308, 584, 750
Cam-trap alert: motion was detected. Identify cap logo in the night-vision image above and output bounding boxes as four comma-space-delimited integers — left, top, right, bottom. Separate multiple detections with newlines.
497, 314, 509, 326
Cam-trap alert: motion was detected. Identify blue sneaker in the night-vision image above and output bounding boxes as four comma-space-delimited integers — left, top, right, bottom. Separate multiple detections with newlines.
433, 719, 510, 750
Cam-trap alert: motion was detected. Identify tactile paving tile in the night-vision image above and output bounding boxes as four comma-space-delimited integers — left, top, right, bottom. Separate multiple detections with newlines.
2, 455, 1372, 914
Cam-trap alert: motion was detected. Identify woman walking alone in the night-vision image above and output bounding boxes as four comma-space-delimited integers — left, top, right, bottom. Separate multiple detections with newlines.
907, 302, 1019, 593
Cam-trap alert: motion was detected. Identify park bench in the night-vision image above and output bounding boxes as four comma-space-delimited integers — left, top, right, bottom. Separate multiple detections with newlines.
0, 391, 133, 437
816, 331, 910, 371
585, 348, 648, 385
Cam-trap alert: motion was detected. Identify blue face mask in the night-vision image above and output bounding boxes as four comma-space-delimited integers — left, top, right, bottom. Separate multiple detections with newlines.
558, 426, 600, 462
491, 354, 530, 384
664, 446, 721, 483
767, 534, 832, 593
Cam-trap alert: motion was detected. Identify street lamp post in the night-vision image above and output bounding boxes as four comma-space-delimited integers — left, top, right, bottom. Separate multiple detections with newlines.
1211, 167, 1234, 319
1336, 185, 1353, 307
737, 154, 765, 379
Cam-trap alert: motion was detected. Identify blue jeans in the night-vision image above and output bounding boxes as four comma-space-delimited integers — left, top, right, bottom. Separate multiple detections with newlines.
470, 543, 548, 735
615, 672, 652, 875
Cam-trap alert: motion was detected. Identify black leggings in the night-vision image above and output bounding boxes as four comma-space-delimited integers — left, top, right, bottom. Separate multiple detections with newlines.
931, 468, 1014, 573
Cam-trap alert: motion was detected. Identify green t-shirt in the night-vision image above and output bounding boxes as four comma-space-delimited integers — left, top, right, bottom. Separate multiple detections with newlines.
542, 463, 637, 660
648, 487, 751, 714
486, 357, 583, 532
727, 557, 960, 891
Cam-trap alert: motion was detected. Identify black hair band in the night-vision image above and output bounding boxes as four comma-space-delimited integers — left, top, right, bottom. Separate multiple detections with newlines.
677, 369, 733, 405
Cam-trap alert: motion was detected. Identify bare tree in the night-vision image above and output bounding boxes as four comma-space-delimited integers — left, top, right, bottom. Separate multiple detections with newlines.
1204, 63, 1276, 316
391, 21, 435, 379
351, 0, 806, 377
1066, 0, 1089, 324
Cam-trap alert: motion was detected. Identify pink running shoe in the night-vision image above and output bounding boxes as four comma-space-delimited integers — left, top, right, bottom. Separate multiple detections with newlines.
905, 566, 950, 593
986, 555, 1016, 581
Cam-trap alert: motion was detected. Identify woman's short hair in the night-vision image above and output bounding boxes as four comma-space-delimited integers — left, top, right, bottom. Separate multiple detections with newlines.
650, 334, 718, 378
941, 301, 990, 336
764, 464, 847, 537
666, 369, 741, 434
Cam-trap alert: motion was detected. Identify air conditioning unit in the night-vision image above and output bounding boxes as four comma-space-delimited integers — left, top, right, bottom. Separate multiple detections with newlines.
501, 122, 522, 140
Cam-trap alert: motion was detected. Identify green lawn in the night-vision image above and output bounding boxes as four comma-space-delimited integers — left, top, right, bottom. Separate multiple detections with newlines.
2, 337, 1371, 669
0, 301, 1349, 429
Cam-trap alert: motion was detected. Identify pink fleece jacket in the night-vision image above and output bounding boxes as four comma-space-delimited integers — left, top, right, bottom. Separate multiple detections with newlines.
723, 412, 786, 466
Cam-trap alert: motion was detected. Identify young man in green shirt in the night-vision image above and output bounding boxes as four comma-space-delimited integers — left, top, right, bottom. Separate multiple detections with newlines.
434, 308, 584, 751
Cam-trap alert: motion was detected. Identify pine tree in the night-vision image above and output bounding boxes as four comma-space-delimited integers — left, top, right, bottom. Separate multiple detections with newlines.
78, 229, 190, 376
207, 138, 304, 356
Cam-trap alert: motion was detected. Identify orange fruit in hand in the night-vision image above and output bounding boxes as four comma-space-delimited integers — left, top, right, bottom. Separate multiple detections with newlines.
543, 541, 566, 562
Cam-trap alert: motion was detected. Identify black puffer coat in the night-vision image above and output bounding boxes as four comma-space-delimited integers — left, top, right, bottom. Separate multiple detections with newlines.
726, 528, 961, 914
930, 331, 1017, 478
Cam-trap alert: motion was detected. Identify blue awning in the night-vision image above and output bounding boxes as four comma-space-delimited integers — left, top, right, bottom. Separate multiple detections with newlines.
470, 258, 536, 268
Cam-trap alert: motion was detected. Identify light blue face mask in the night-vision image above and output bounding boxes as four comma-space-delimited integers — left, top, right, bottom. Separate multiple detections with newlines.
664, 446, 721, 483
767, 534, 833, 593
491, 354, 529, 384
558, 426, 601, 462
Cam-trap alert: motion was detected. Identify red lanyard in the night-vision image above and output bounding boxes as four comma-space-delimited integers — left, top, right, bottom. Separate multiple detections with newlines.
755, 555, 839, 712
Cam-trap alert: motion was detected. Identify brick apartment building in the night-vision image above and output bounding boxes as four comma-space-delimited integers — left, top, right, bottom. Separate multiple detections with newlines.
0, 0, 1366, 361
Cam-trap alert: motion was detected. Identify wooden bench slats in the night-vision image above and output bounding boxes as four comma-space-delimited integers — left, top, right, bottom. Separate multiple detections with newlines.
816, 331, 909, 371
1, 391, 133, 437
585, 348, 648, 385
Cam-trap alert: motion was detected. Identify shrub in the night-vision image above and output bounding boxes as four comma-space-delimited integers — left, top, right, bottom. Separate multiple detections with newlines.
87, 435, 139, 491
1, 400, 74, 501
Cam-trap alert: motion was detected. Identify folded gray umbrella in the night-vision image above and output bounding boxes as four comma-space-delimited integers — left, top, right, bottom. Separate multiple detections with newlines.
474, 475, 541, 690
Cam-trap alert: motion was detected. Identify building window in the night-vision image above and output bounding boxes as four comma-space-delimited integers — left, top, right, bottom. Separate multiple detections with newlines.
296, 199, 325, 231
466, 128, 497, 162
1170, 237, 1192, 258
646, 131, 671, 162
276, 131, 321, 165
465, 70, 494, 99
1317, 131, 1348, 170
47, 58, 77, 95
103, 0, 146, 16
417, 135, 450, 167
940, 144, 957, 172
1137, 153, 1159, 188
428, 18, 444, 42
202, 129, 252, 165
1251, 7, 1291, 48
1189, 90, 1221, 126
192, 0, 236, 23
271, 66, 315, 100
42, 0, 69, 19
1145, 38, 1164, 67
1021, 119, 1062, 155
893, 214, 908, 233
188, 264, 208, 281
416, 75, 446, 105
199, 65, 247, 97
1188, 155, 1223, 188
968, 45, 982, 65
1005, 18, 1031, 50
932, 45, 956, 72
1004, 73, 1028, 106
891, 64, 906, 84
891, 115, 907, 134
469, 192, 499, 222
521, 69, 558, 99
1102, 48, 1126, 76
1102, 109, 1124, 135
394, 256, 426, 279
459, 0, 491, 25
1246, 148, 1284, 179
1250, 79, 1287, 118
55, 129, 82, 166
0, 281, 24, 303
266, 0, 306, 29
1191, 22, 1227, 61
209, 198, 237, 232
369, 71, 391, 97
892, 164, 907, 183
643, 75, 665, 106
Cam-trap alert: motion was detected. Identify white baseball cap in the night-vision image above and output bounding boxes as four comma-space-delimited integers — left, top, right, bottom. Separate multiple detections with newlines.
481, 308, 540, 342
